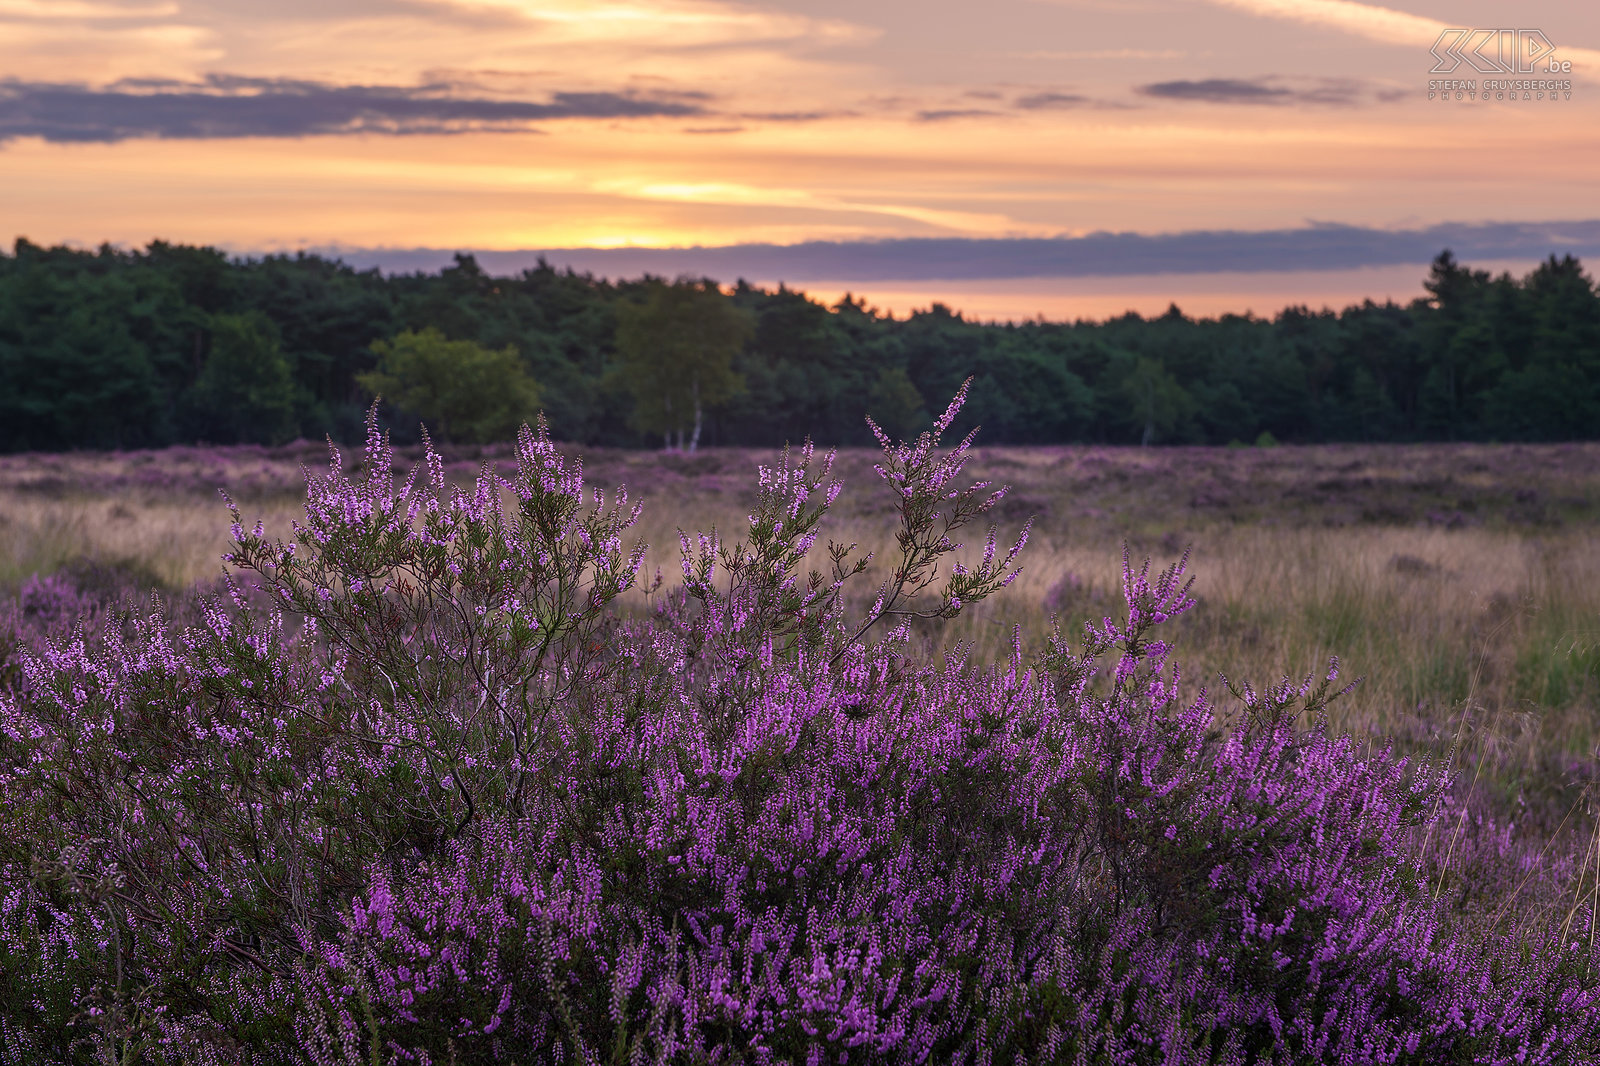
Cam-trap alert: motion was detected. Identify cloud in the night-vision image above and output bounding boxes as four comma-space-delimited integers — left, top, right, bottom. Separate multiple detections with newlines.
1200, 0, 1442, 41
0, 0, 177, 16
0, 75, 704, 143
914, 108, 1000, 121
1014, 91, 1091, 109
737, 110, 844, 123
1197, 0, 1600, 77
1138, 77, 1372, 106
419, 0, 876, 51
1139, 78, 1290, 104
1014, 49, 1187, 61
305, 220, 1600, 282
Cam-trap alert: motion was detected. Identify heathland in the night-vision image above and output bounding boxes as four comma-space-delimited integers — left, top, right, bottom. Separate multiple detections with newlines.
2, 419, 1598, 1062
5, 436, 1597, 803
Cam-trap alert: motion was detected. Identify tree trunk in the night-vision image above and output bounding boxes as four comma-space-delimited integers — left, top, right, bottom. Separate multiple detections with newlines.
688, 377, 703, 454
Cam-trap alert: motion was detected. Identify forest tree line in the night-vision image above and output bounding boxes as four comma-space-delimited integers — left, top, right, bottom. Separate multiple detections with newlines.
0, 237, 1596, 452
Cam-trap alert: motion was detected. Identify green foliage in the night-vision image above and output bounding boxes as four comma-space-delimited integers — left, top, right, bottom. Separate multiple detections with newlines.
181, 312, 301, 445
614, 278, 750, 450
0, 239, 190, 450
357, 327, 540, 444
3, 239, 1600, 451
865, 364, 927, 440
1115, 354, 1196, 445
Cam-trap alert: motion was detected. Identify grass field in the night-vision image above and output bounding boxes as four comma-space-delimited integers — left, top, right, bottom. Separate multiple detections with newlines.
4, 436, 1598, 829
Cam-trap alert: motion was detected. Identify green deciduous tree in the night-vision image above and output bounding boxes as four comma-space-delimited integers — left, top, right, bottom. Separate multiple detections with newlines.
357, 327, 540, 444
1115, 355, 1196, 446
865, 365, 927, 441
615, 279, 751, 452
181, 312, 301, 445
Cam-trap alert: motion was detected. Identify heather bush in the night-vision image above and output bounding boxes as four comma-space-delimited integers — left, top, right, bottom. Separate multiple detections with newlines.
2, 386, 1597, 1065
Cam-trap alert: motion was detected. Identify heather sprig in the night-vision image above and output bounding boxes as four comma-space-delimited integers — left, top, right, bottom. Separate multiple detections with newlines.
1221, 654, 1365, 737
673, 436, 863, 671
856, 377, 1031, 646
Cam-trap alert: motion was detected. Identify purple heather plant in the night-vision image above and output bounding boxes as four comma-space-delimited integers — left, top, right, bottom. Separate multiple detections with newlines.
1, 385, 1596, 1065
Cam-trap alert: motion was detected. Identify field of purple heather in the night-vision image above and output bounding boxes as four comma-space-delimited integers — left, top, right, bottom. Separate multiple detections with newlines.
4, 438, 1598, 782
5, 436, 1598, 791
2, 430, 1598, 1062
6, 437, 1596, 701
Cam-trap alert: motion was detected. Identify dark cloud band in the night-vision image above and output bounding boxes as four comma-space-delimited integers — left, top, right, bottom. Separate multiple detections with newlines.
315, 221, 1600, 282
0, 75, 704, 143
1138, 77, 1372, 106
1014, 92, 1091, 110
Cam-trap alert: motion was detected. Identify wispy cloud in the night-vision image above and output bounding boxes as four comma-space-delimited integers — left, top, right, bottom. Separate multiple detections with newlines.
1014, 91, 1090, 109
0, 0, 176, 16
585, 178, 1028, 236
1198, 0, 1600, 76
421, 0, 875, 50
1138, 77, 1381, 106
915, 107, 1000, 121
0, 0, 879, 103
0, 75, 704, 143
737, 110, 846, 123
1012, 48, 1188, 61
1201, 0, 1442, 41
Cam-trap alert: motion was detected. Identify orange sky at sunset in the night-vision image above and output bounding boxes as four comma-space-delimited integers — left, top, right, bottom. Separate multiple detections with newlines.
3, 0, 1598, 319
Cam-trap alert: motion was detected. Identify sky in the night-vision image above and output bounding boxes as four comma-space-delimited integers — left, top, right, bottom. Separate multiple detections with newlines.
3, 0, 1598, 320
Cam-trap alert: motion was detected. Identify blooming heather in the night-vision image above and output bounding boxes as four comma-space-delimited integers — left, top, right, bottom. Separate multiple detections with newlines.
1, 389, 1596, 1065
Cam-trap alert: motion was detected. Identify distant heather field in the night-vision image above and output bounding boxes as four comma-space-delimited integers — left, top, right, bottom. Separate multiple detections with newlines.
3, 438, 1598, 818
